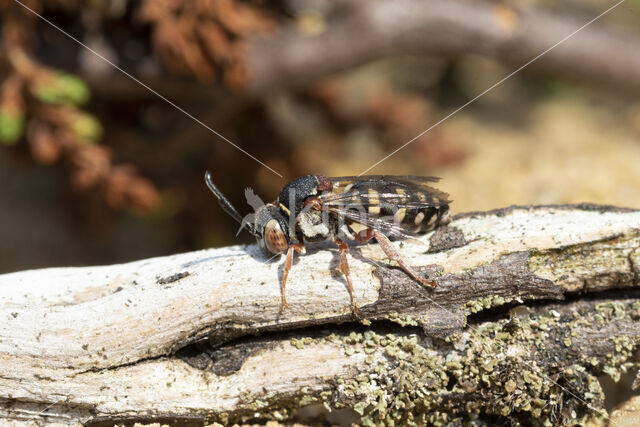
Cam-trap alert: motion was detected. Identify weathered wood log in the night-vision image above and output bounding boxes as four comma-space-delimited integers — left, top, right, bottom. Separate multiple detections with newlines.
1, 205, 639, 425
610, 395, 640, 426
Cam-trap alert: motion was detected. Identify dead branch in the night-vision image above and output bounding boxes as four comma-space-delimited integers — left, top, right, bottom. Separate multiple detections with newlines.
247, 0, 640, 92
0, 205, 639, 425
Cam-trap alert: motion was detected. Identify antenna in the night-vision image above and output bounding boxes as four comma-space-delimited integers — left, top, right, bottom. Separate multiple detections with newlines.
204, 171, 255, 234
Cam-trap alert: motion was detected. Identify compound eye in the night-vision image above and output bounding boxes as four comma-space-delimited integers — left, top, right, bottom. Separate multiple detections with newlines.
264, 219, 288, 254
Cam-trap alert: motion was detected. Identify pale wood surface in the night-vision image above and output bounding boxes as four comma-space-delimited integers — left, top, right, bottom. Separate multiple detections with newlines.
1, 205, 639, 425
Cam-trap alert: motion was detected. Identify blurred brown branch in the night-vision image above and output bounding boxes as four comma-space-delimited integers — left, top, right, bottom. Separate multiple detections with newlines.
246, 0, 640, 92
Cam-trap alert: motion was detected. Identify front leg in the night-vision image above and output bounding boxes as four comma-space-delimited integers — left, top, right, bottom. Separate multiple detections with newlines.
372, 230, 437, 287
335, 238, 359, 316
281, 243, 305, 310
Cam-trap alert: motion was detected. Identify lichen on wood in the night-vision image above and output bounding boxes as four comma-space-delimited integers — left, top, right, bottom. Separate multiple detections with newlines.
0, 205, 639, 425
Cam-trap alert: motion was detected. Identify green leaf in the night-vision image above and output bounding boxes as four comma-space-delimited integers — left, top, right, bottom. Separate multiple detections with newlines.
72, 113, 102, 142
34, 73, 90, 106
0, 109, 25, 144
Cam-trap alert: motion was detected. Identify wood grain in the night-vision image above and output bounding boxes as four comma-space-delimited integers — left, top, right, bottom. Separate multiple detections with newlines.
1, 205, 639, 425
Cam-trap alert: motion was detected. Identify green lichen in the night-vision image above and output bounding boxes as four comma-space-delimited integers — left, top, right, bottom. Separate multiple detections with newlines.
384, 312, 419, 327
211, 300, 639, 426
528, 233, 640, 292
320, 301, 638, 426
463, 295, 509, 313
290, 337, 313, 349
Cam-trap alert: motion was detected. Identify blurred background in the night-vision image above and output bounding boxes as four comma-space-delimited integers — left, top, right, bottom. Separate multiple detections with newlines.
1, 0, 640, 274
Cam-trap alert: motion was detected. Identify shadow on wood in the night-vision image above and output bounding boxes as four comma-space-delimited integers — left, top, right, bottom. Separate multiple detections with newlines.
0, 205, 639, 425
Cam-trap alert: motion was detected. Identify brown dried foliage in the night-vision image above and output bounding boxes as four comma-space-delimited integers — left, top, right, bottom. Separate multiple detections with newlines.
139, 0, 274, 88
0, 1, 159, 213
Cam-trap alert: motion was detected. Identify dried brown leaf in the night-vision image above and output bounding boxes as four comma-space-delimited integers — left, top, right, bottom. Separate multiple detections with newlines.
29, 123, 60, 164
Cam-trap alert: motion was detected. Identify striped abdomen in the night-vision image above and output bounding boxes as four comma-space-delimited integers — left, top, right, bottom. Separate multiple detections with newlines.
334, 181, 451, 238
390, 203, 451, 234
353, 202, 451, 235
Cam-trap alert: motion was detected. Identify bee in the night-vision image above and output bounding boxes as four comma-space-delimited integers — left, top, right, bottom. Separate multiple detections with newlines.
205, 172, 451, 315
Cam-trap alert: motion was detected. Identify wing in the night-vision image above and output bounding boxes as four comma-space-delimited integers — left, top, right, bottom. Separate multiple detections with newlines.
319, 176, 451, 239
326, 176, 450, 207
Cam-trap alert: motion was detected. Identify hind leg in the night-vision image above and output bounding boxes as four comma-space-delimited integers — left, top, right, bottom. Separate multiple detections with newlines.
353, 227, 374, 244
372, 230, 436, 287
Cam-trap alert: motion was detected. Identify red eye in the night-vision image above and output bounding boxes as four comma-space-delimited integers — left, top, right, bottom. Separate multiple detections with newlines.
264, 219, 288, 254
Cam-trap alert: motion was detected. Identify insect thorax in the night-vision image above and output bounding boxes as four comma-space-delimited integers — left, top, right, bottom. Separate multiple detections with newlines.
278, 175, 332, 216
297, 209, 337, 241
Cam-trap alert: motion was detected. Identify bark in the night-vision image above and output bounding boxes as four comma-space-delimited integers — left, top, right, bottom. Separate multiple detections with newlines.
1, 205, 639, 425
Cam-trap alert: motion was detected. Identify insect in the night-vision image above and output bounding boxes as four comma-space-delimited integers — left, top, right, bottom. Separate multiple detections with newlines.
205, 172, 451, 315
